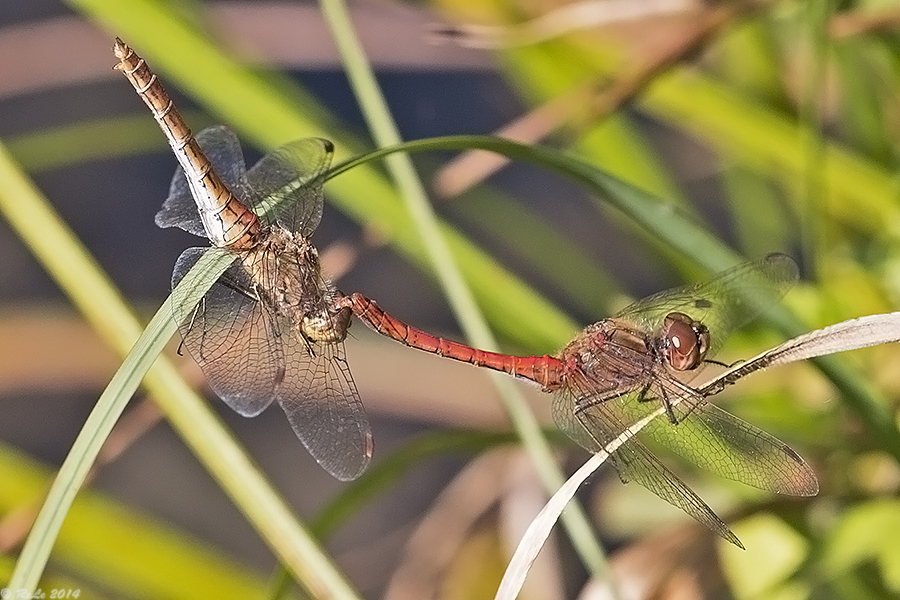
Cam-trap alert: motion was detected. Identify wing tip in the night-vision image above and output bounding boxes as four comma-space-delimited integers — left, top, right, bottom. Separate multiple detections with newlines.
327, 433, 374, 482
762, 252, 800, 285
722, 528, 745, 550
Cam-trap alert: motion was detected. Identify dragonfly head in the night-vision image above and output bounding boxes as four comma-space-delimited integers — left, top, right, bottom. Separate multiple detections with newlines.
662, 312, 710, 371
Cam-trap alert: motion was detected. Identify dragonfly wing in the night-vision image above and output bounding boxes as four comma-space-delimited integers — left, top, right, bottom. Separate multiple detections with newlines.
276, 333, 373, 481
171, 247, 281, 417
614, 254, 799, 358
552, 390, 606, 453
571, 393, 743, 547
244, 138, 334, 236
156, 126, 248, 237
626, 377, 819, 496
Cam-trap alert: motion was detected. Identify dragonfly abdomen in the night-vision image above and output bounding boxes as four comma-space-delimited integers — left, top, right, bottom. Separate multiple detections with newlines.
345, 293, 563, 388
114, 38, 260, 249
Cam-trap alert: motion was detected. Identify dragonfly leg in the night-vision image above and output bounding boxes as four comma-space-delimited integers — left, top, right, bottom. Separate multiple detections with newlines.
178, 304, 197, 356
180, 297, 208, 357
659, 386, 678, 424
635, 381, 653, 403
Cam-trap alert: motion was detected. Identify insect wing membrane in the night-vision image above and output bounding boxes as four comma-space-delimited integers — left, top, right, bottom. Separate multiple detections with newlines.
276, 331, 372, 481
614, 254, 799, 360
568, 390, 742, 547
244, 138, 334, 236
552, 390, 606, 454
171, 247, 282, 417
156, 126, 250, 237
622, 385, 819, 496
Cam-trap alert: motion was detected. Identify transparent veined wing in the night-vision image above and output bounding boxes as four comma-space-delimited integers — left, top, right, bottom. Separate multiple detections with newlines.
614, 254, 798, 360
243, 137, 334, 236
170, 247, 282, 417
156, 126, 250, 237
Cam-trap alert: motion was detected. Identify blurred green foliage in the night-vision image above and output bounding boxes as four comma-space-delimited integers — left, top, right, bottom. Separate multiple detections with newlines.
2, 0, 900, 598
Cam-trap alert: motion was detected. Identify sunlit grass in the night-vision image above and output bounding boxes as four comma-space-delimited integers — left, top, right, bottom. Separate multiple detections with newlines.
2, 0, 899, 597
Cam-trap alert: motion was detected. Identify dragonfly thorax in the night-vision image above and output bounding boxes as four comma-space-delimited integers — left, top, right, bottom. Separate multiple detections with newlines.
558, 320, 657, 395
245, 226, 350, 344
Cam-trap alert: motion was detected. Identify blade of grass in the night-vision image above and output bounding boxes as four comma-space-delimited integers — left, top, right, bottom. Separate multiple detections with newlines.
0, 443, 275, 600
65, 0, 579, 354
496, 413, 658, 600
318, 0, 614, 586
4, 297, 179, 594
330, 134, 900, 463
501, 311, 900, 599
5, 114, 609, 327
798, 0, 832, 278
0, 140, 360, 599
5, 112, 212, 173
0, 555, 99, 600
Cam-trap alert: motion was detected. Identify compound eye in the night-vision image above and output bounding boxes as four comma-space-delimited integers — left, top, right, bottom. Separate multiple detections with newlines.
663, 312, 709, 371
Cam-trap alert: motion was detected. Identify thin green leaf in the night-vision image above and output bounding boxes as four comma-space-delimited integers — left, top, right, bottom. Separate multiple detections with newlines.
66, 0, 579, 354
331, 134, 900, 463
319, 0, 613, 586
0, 443, 275, 600
0, 138, 359, 598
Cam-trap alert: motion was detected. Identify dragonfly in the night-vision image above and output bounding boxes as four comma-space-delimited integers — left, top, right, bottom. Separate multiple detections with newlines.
345, 253, 819, 547
114, 38, 372, 481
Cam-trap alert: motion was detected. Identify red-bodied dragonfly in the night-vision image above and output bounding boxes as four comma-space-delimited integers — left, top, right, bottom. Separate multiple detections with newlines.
344, 254, 819, 546
114, 38, 372, 481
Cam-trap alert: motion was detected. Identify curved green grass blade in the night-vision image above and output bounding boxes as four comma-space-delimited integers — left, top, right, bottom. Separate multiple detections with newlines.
6, 114, 608, 328
65, 0, 579, 353
0, 443, 274, 600
319, 0, 616, 586
0, 139, 360, 598
331, 134, 900, 463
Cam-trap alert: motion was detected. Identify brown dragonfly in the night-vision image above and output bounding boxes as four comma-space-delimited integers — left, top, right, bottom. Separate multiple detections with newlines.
114, 38, 372, 481
345, 254, 819, 547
